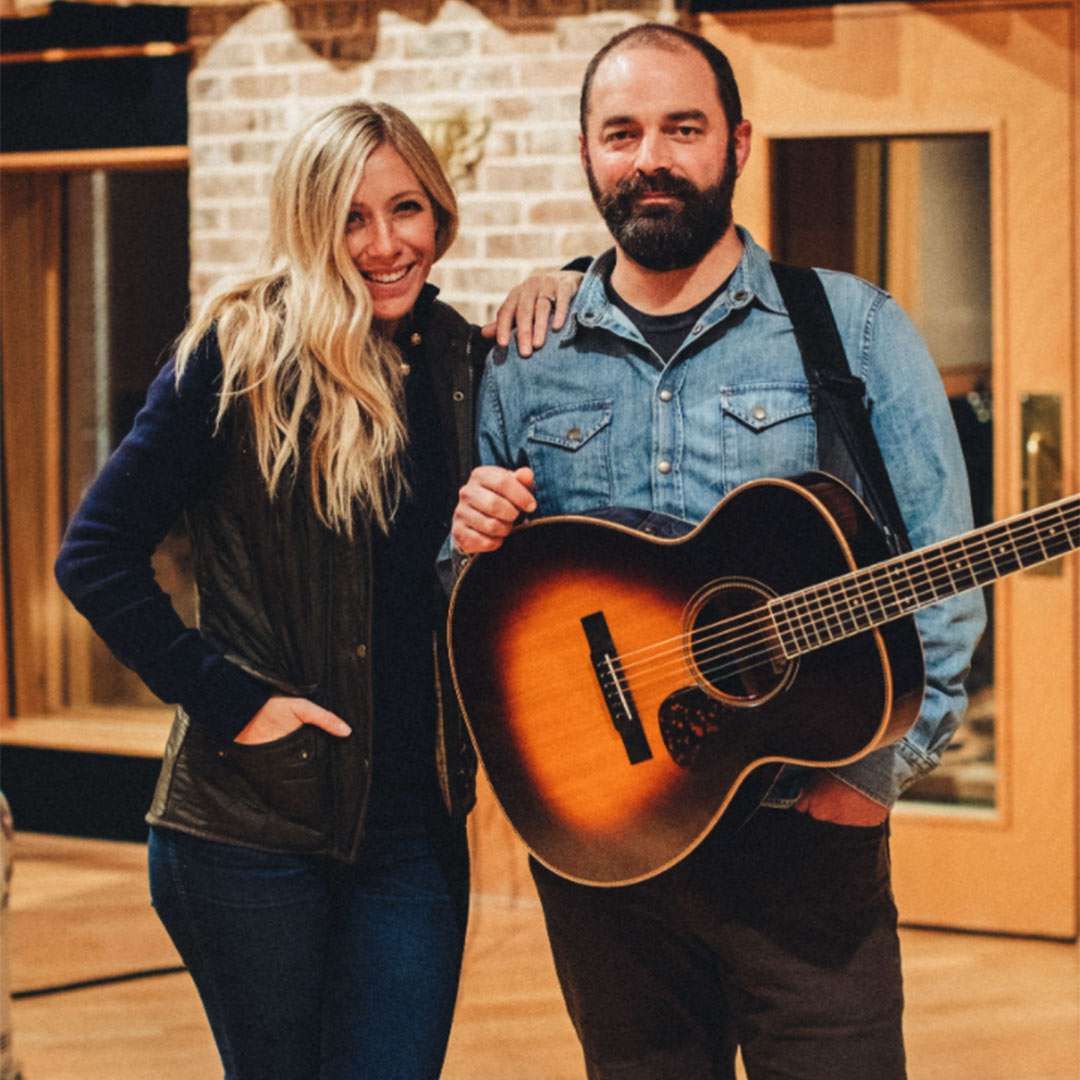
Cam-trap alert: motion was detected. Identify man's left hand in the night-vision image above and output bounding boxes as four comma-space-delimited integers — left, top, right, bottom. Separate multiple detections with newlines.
794, 774, 890, 826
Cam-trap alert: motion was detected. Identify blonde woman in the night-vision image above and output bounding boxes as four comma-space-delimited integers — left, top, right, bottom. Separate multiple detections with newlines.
55, 102, 576, 1079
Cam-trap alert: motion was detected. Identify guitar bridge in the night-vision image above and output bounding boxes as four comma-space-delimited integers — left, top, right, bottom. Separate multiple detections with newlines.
580, 611, 652, 765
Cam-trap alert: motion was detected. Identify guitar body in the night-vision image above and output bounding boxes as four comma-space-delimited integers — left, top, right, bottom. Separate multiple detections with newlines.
448, 473, 925, 886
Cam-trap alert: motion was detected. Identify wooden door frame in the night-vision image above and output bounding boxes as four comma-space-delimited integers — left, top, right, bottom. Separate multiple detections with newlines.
702, 0, 1078, 937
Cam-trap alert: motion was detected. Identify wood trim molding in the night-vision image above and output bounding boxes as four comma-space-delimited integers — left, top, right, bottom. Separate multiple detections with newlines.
0, 146, 189, 174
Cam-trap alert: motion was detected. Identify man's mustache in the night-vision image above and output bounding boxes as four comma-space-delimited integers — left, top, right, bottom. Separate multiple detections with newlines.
610, 171, 700, 204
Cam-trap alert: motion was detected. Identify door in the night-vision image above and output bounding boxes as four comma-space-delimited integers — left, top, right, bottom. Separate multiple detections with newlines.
704, 0, 1078, 937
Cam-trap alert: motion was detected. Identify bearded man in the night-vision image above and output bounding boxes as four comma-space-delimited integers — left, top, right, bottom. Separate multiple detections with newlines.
448, 24, 984, 1079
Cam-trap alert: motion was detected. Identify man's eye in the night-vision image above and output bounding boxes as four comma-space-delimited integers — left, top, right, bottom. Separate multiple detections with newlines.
605, 130, 633, 144
675, 126, 702, 138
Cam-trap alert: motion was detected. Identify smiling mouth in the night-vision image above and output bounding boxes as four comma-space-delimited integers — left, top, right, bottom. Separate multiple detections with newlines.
362, 264, 413, 285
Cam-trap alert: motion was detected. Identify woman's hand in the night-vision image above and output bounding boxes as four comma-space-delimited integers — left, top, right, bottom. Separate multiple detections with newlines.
481, 271, 584, 357
233, 696, 352, 745
451, 466, 537, 555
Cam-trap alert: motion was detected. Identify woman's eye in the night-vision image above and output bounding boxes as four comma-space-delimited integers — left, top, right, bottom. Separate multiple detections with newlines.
346, 210, 364, 229
395, 199, 424, 214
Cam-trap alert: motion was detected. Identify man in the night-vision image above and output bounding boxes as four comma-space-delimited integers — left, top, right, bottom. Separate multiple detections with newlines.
449, 24, 984, 1079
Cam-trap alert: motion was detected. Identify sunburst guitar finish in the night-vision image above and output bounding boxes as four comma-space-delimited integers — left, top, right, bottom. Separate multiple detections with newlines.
448, 473, 930, 886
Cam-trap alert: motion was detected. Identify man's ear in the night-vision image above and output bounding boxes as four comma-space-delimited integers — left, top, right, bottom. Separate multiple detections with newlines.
733, 119, 752, 177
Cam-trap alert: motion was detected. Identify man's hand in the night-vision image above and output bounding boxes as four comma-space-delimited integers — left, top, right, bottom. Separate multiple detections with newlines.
233, 696, 352, 745
451, 466, 537, 554
481, 271, 584, 357
794, 773, 889, 826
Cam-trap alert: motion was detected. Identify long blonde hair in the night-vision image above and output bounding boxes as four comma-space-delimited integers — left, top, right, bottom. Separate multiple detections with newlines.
176, 101, 459, 535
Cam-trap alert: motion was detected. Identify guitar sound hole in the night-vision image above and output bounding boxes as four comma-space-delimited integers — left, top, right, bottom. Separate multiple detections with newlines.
685, 578, 791, 704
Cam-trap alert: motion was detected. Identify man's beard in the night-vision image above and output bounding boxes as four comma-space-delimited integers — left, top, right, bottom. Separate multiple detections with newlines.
586, 145, 737, 272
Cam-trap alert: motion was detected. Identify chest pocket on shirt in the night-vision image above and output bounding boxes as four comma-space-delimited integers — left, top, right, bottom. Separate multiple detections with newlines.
526, 401, 614, 513
719, 384, 817, 490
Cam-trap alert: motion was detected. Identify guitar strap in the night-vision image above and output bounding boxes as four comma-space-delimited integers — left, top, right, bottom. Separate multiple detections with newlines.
770, 261, 913, 556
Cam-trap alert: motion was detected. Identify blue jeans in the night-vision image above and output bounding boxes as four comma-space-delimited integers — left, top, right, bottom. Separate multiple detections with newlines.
149, 817, 469, 1080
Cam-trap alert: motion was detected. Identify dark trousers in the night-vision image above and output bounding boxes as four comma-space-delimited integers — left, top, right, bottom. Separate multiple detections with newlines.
149, 815, 469, 1080
530, 807, 905, 1080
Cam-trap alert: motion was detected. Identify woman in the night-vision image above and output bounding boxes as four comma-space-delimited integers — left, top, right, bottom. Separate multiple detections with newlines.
54, 101, 575, 1079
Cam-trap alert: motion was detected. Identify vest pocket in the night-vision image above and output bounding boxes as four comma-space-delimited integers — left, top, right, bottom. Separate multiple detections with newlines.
225, 724, 330, 833
526, 401, 614, 512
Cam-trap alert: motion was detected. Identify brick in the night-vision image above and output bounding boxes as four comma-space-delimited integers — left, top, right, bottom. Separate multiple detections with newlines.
191, 173, 260, 200
298, 68, 364, 98
229, 140, 282, 166
191, 107, 292, 137
458, 199, 523, 228
192, 142, 232, 168
371, 65, 443, 96
447, 265, 531, 294
518, 0, 588, 16
228, 205, 268, 232
523, 127, 580, 157
203, 41, 259, 68
193, 237, 261, 266
555, 16, 642, 53
555, 162, 590, 192
261, 38, 317, 65
193, 207, 223, 232
486, 232, 557, 259
519, 56, 588, 89
320, 31, 379, 63
558, 226, 611, 257
479, 29, 556, 56
450, 64, 516, 93
482, 163, 557, 193
528, 196, 601, 225
403, 29, 475, 59
443, 233, 480, 259
190, 75, 226, 104
484, 130, 519, 158
231, 73, 293, 99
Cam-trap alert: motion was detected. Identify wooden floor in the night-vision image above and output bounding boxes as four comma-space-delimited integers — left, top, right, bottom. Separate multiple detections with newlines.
7, 829, 1079, 1080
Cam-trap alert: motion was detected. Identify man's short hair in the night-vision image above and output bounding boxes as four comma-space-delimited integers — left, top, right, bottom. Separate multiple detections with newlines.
579, 24, 744, 137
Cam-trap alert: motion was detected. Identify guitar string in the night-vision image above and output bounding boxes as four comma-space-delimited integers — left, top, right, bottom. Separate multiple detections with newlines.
604, 517, 1079, 698
601, 539, 1076, 703
605, 506, 1079, 685
605, 503, 1079, 678
596, 508, 1079, 700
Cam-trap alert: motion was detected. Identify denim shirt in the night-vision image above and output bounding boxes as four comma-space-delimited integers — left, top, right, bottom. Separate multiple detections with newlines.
450, 229, 985, 809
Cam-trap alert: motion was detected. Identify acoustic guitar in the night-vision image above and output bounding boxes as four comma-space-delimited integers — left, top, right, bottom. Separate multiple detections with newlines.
447, 472, 1079, 887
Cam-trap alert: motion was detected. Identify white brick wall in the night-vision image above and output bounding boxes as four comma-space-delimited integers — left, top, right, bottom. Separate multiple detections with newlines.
188, 0, 668, 324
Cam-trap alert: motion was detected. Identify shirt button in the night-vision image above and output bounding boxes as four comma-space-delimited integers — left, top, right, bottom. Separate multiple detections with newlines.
410, 331, 422, 346
657, 460, 672, 475
354, 643, 367, 659
659, 389, 673, 402
733, 289, 749, 302
752, 404, 767, 421
452, 390, 465, 402
566, 426, 582, 442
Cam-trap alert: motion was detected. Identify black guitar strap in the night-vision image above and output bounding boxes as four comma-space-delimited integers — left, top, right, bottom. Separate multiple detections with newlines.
770, 261, 913, 556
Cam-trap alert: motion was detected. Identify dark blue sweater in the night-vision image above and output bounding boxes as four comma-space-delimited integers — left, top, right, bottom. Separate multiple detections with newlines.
55, 331, 452, 825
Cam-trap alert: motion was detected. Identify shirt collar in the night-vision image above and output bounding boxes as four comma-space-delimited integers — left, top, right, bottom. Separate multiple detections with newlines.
565, 225, 788, 345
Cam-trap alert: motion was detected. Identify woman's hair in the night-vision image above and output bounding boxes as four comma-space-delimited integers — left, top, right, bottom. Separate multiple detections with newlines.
176, 101, 459, 536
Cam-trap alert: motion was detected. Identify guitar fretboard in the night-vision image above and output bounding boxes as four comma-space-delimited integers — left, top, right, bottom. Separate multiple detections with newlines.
770, 495, 1080, 658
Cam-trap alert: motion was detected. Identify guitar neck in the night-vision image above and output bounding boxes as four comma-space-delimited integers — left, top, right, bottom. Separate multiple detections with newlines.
770, 494, 1080, 658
